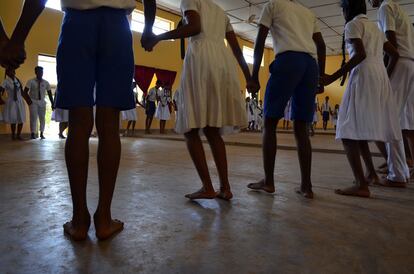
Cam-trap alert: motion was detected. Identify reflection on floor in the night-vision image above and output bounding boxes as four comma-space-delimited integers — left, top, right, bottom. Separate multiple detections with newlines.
0, 134, 413, 273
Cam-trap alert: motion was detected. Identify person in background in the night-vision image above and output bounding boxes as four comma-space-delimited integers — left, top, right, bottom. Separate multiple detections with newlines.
0, 68, 27, 140
331, 104, 339, 131
24, 66, 54, 139
321, 96, 331, 130
145, 80, 162, 134
51, 89, 69, 139
155, 84, 172, 134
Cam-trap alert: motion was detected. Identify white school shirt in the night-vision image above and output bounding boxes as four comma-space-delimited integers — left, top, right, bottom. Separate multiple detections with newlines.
25, 78, 51, 101
60, 0, 136, 10
321, 102, 330, 112
378, 0, 414, 59
258, 0, 320, 58
147, 87, 158, 102
345, 15, 386, 61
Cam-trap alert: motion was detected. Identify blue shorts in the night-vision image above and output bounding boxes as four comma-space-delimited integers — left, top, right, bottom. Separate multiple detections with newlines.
56, 7, 135, 110
264, 51, 318, 123
146, 101, 156, 116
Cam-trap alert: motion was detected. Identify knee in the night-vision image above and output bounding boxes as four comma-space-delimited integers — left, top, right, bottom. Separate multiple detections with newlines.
203, 127, 220, 140
184, 129, 199, 140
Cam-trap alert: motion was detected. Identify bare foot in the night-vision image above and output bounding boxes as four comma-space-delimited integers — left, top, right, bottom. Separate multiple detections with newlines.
63, 219, 91, 241
215, 190, 233, 201
94, 215, 124, 241
374, 178, 407, 188
185, 188, 216, 200
247, 180, 275, 193
295, 188, 314, 199
335, 185, 370, 198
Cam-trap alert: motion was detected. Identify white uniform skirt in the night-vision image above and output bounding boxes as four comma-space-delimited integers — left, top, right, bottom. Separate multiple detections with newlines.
336, 60, 402, 142
121, 108, 137, 121
176, 39, 247, 134
3, 97, 26, 124
52, 108, 69, 122
155, 104, 171, 121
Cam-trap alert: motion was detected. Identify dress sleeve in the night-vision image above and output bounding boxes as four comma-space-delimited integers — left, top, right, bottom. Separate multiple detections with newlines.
345, 20, 362, 41
313, 15, 320, 34
258, 2, 273, 28
378, 4, 395, 32
225, 15, 234, 33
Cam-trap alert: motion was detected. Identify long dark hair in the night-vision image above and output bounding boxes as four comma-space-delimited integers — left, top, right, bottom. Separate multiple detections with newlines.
340, 0, 367, 85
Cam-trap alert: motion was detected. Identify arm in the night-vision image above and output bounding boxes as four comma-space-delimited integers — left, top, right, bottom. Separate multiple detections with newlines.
313, 32, 326, 94
383, 40, 399, 77
47, 89, 54, 109
23, 86, 32, 105
154, 11, 201, 45
226, 31, 251, 82
247, 24, 269, 94
322, 38, 366, 85
141, 0, 157, 51
1, 0, 47, 69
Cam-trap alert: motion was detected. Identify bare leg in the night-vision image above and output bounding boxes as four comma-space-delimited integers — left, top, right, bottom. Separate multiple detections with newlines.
403, 130, 414, 168
16, 123, 23, 140
247, 117, 277, 193
131, 121, 136, 136
335, 139, 370, 197
293, 120, 313, 199
359, 141, 379, 185
59, 122, 68, 139
10, 124, 16, 140
63, 107, 93, 241
203, 127, 233, 200
375, 141, 388, 162
147, 116, 154, 133
94, 107, 124, 240
183, 129, 216, 199
160, 120, 166, 134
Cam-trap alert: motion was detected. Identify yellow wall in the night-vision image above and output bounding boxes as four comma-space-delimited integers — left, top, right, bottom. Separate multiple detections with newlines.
0, 0, 344, 134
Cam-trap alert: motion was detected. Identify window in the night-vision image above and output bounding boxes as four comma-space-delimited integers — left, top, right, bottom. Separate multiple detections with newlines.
131, 10, 174, 35
38, 55, 57, 86
243, 46, 264, 66
46, 0, 62, 11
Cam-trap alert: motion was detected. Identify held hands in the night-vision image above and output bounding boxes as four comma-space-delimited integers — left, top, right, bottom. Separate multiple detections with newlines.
320, 74, 337, 87
141, 30, 159, 52
246, 79, 260, 94
0, 39, 26, 70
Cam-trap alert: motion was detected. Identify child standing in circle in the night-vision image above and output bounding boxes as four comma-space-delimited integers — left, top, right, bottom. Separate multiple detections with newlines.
322, 0, 401, 197
144, 0, 250, 200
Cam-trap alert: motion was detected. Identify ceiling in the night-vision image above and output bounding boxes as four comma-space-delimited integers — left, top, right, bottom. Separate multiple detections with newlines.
154, 0, 414, 55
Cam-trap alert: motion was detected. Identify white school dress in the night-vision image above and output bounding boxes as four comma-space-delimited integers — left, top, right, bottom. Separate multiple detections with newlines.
51, 108, 69, 122
1, 77, 26, 124
155, 88, 171, 121
331, 109, 339, 127
247, 100, 256, 123
336, 14, 401, 142
176, 0, 247, 134
121, 108, 137, 121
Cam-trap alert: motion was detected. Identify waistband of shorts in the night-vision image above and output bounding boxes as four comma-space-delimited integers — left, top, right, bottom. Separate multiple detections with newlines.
274, 51, 314, 59
64, 7, 129, 15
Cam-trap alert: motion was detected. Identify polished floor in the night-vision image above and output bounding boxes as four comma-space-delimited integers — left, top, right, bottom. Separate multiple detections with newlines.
0, 133, 413, 274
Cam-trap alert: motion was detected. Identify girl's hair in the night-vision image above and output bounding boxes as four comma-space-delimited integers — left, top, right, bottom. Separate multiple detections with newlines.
339, 0, 367, 86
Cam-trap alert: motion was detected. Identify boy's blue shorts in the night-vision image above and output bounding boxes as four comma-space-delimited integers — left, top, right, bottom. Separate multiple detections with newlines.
56, 7, 135, 111
264, 51, 318, 123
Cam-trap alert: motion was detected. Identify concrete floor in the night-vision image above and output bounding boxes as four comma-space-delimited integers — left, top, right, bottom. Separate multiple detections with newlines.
0, 133, 413, 274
